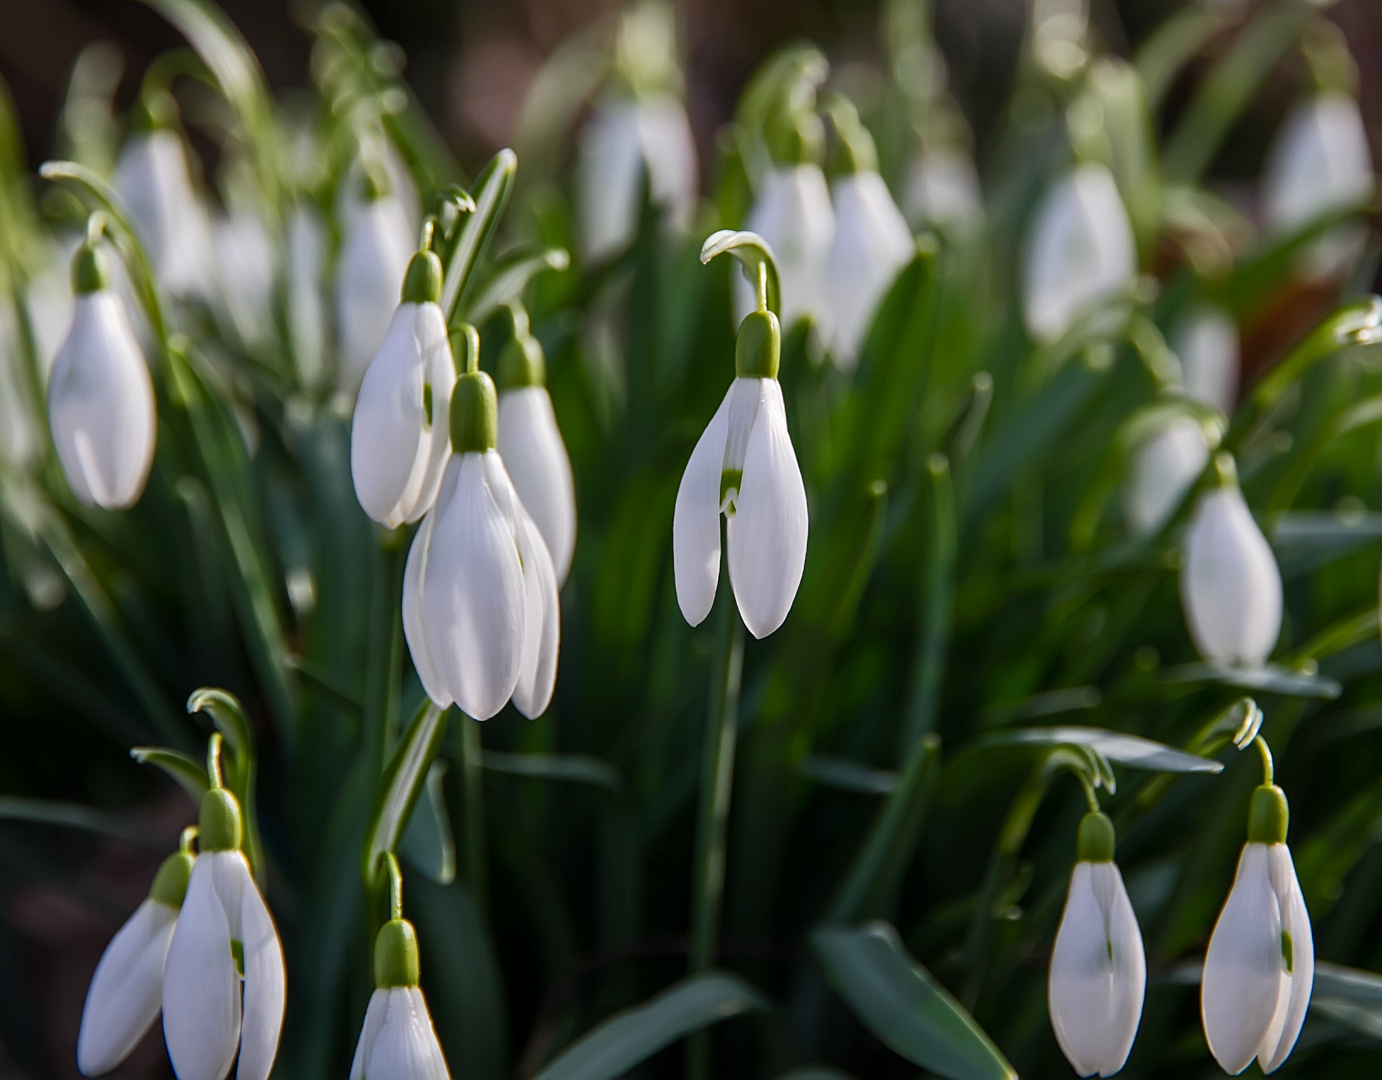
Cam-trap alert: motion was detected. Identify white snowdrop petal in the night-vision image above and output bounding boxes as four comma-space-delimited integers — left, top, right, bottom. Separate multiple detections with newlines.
1258, 846, 1313, 1073
576, 100, 646, 263
77, 898, 178, 1077
828, 171, 914, 369
404, 460, 458, 708
235, 861, 285, 1080
407, 987, 451, 1080
497, 387, 577, 584
163, 857, 241, 1080
48, 291, 156, 510
423, 453, 525, 719
1202, 844, 1284, 1075
352, 305, 431, 526
1090, 862, 1145, 1076
350, 989, 389, 1080
1173, 308, 1239, 416
336, 195, 415, 390
673, 388, 732, 627
408, 305, 457, 525
737, 165, 836, 333
1181, 486, 1283, 667
115, 130, 214, 299
365, 988, 440, 1080
727, 380, 808, 638
1123, 418, 1209, 536
636, 94, 698, 234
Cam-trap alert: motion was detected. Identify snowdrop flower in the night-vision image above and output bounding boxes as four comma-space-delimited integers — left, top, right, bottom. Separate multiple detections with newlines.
77, 847, 193, 1076
674, 303, 808, 638
1202, 778, 1312, 1074
351, 917, 450, 1080
351, 250, 455, 528
496, 311, 576, 584
1262, 93, 1374, 282
336, 174, 415, 391
1049, 812, 1145, 1078
403, 329, 560, 719
1180, 454, 1282, 668
1023, 163, 1136, 343
1172, 307, 1239, 416
114, 93, 214, 300
904, 146, 984, 236
48, 242, 156, 510
163, 786, 285, 1080
576, 94, 697, 264
1123, 415, 1209, 536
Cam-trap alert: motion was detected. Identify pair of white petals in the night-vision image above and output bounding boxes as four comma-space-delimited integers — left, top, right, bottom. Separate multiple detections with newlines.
336, 193, 416, 391
350, 987, 450, 1080
404, 451, 560, 719
1202, 843, 1313, 1074
1049, 861, 1145, 1077
673, 377, 808, 639
48, 290, 157, 510
1023, 163, 1137, 344
1181, 485, 1282, 668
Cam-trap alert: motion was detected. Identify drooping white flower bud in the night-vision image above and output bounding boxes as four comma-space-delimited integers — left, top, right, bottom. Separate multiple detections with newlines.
735, 165, 835, 335
1123, 416, 1209, 536
47, 243, 157, 510
1262, 93, 1375, 282
335, 181, 415, 391
1023, 163, 1136, 343
1180, 455, 1282, 668
827, 170, 913, 370
352, 919, 450, 1080
903, 147, 984, 236
1048, 812, 1145, 1078
1171, 307, 1239, 416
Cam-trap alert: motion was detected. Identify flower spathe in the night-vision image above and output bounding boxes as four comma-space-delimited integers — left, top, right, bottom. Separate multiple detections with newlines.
1048, 813, 1145, 1077
1023, 162, 1136, 343
1180, 456, 1282, 668
351, 252, 455, 528
48, 244, 157, 510
336, 187, 416, 391
827, 170, 914, 370
735, 164, 835, 334
674, 308, 808, 639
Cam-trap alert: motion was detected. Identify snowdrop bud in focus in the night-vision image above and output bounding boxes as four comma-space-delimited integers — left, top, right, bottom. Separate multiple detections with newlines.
1049, 812, 1146, 1078
1172, 307, 1239, 415
48, 242, 157, 510
350, 920, 450, 1080
825, 100, 914, 369
351, 250, 455, 528
674, 305, 808, 638
496, 315, 577, 584
1262, 93, 1374, 282
1180, 454, 1282, 668
1023, 163, 1136, 343
77, 848, 193, 1076
336, 171, 415, 391
404, 329, 561, 719
904, 146, 984, 235
114, 91, 214, 300
1123, 415, 1209, 536
1202, 782, 1313, 1074
163, 787, 285, 1080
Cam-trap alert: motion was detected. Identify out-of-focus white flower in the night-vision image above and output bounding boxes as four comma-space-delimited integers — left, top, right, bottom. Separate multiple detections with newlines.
827, 170, 914, 369
214, 210, 275, 351
351, 251, 455, 528
1023, 163, 1136, 343
1180, 454, 1282, 668
1048, 812, 1145, 1078
1172, 307, 1239, 415
287, 204, 328, 389
1202, 783, 1312, 1075
735, 165, 836, 334
162, 788, 285, 1080
576, 94, 698, 264
1262, 93, 1375, 281
1123, 416, 1209, 536
350, 919, 450, 1080
337, 139, 422, 237
904, 147, 984, 235
47, 243, 156, 510
336, 186, 415, 391
496, 323, 576, 585
674, 308, 807, 638
404, 357, 560, 719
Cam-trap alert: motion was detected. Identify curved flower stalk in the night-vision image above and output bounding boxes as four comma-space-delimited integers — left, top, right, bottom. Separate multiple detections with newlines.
1262, 92, 1374, 282
163, 782, 285, 1080
1049, 811, 1145, 1077
1180, 454, 1282, 668
904, 146, 983, 236
351, 249, 456, 528
1022, 162, 1136, 344
1123, 415, 1209, 536
1202, 743, 1312, 1075
403, 326, 561, 720
77, 844, 194, 1076
336, 175, 416, 391
675, 266, 808, 638
47, 240, 157, 510
1171, 307, 1239, 416
496, 307, 576, 585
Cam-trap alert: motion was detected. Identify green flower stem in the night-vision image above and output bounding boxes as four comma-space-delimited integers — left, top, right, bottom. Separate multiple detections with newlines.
461, 715, 489, 918
364, 535, 407, 779
902, 453, 956, 752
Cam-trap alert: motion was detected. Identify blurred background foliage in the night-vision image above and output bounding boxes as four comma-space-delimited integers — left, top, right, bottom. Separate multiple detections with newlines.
2, 1, 1382, 1079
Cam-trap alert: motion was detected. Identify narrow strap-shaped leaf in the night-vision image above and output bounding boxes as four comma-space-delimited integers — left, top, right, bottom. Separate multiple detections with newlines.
532, 973, 771, 1080
465, 244, 570, 326
442, 149, 517, 322
399, 760, 457, 885
478, 750, 622, 793
362, 699, 449, 888
0, 796, 165, 851
699, 230, 781, 317
797, 755, 897, 796
130, 747, 210, 802
980, 725, 1224, 774
813, 922, 1015, 1080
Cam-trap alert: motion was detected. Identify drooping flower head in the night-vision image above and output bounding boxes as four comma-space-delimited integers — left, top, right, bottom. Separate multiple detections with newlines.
351, 912, 450, 1080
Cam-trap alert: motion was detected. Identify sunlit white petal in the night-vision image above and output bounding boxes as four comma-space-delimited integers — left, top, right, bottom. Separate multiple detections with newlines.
736, 165, 835, 332
163, 855, 240, 1080
1258, 845, 1313, 1073
673, 387, 733, 626
115, 130, 214, 299
403, 461, 457, 708
336, 195, 415, 390
236, 864, 286, 1080
357, 986, 450, 1080
828, 171, 914, 369
498, 387, 577, 584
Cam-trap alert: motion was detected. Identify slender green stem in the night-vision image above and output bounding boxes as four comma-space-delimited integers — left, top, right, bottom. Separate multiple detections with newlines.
179, 826, 199, 854
1254, 735, 1274, 787
207, 732, 224, 788
902, 454, 956, 753
460, 716, 489, 917
1076, 770, 1101, 813
385, 853, 403, 921
364, 535, 406, 777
